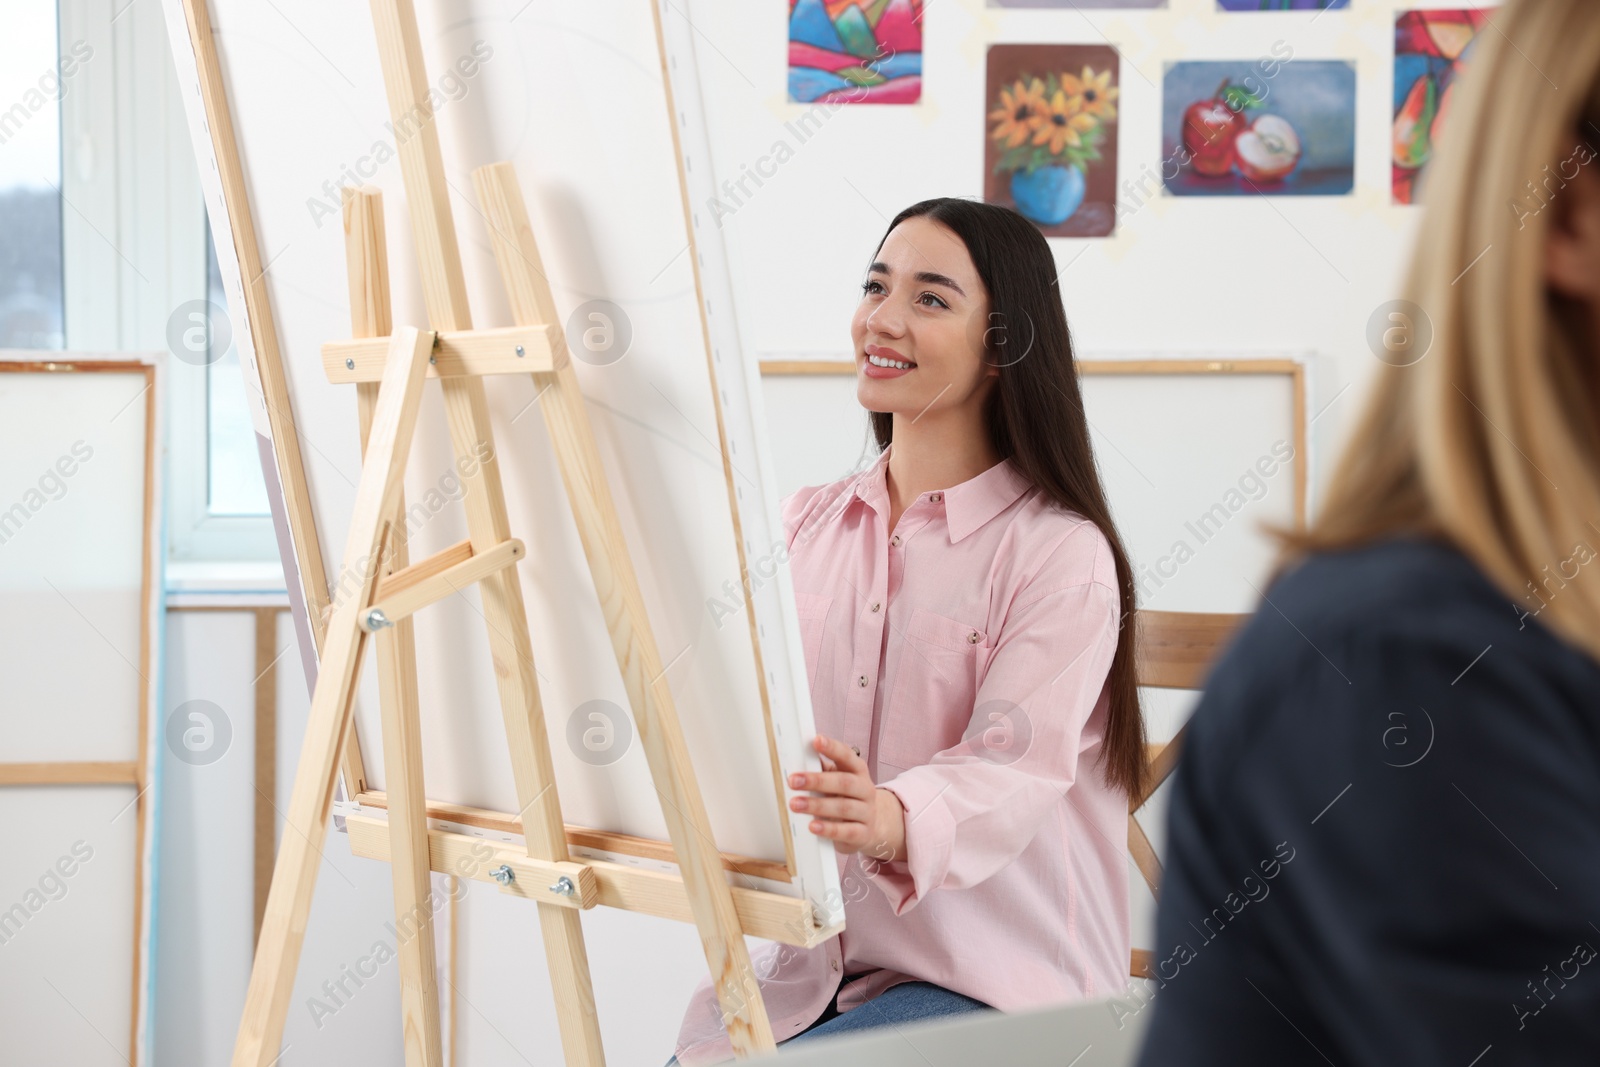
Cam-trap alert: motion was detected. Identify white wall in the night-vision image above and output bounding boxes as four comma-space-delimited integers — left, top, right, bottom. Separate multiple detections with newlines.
705, 0, 1422, 564
151, 0, 1447, 1062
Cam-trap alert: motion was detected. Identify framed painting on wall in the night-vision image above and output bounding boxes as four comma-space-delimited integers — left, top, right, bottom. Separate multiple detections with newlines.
1162, 58, 1356, 196
1393, 8, 1493, 204
984, 44, 1121, 237
789, 0, 923, 104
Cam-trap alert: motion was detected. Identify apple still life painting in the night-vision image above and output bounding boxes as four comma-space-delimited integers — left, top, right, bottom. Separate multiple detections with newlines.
1162, 58, 1356, 197
984, 44, 1121, 237
1393, 8, 1493, 205
788, 0, 923, 104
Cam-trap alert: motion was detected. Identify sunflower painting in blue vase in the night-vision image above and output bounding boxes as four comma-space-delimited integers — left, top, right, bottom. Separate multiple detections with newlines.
984, 44, 1120, 237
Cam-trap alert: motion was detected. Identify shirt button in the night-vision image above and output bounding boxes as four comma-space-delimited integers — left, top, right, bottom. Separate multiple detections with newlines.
871, 602, 881, 612
858, 675, 868, 687
891, 534, 901, 547
968, 631, 981, 643
931, 492, 942, 502
851, 744, 861, 756
831, 960, 839, 972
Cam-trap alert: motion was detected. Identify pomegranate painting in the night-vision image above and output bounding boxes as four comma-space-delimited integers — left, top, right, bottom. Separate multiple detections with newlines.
983, 44, 1121, 237
1163, 60, 1355, 197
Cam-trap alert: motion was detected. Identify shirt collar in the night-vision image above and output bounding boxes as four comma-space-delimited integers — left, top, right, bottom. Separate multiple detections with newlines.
851, 442, 1034, 544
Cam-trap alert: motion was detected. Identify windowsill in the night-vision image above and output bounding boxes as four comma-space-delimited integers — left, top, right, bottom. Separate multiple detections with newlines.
165, 559, 290, 608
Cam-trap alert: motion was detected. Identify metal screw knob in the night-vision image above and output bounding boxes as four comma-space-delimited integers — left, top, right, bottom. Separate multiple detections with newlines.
490, 864, 515, 886
345, 358, 354, 370
549, 875, 575, 897
364, 608, 392, 631
515, 345, 526, 358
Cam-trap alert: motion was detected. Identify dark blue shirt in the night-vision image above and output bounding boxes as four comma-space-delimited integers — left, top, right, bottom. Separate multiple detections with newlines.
1137, 535, 1600, 1065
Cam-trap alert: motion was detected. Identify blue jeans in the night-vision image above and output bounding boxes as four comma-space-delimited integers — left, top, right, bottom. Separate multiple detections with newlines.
663, 979, 993, 1065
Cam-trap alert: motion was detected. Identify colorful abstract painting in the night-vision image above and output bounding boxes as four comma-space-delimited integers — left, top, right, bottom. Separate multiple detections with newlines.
1162, 59, 1356, 196
788, 0, 922, 104
1393, 9, 1493, 205
983, 44, 1121, 237
1217, 0, 1348, 9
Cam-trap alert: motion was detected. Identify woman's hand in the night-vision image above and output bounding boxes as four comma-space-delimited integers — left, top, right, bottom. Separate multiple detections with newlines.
788, 734, 907, 864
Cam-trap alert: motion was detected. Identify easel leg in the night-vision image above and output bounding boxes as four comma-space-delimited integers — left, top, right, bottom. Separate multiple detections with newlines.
232, 326, 434, 1067
369, 480, 445, 1067
438, 377, 609, 1066
346, 186, 446, 1067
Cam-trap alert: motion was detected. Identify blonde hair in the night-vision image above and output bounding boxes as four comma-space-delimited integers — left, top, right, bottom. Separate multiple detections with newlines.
1271, 0, 1600, 662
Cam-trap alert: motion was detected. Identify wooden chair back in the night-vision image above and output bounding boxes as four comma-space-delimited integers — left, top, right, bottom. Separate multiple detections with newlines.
1127, 610, 1247, 979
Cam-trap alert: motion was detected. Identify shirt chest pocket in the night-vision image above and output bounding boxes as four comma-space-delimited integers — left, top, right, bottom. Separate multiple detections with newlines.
877, 607, 989, 775
792, 591, 834, 695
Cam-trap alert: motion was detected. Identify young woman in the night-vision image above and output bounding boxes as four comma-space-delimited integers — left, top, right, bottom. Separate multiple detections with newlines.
1138, 1, 1600, 1062
668, 198, 1146, 1065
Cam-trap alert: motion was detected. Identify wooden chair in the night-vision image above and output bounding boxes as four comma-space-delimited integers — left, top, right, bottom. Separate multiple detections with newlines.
1127, 610, 1248, 979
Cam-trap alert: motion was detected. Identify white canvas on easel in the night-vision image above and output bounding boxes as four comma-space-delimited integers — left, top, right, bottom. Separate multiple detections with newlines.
162, 0, 841, 912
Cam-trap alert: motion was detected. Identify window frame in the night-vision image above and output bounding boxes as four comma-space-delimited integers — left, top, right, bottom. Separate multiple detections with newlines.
59, 0, 279, 566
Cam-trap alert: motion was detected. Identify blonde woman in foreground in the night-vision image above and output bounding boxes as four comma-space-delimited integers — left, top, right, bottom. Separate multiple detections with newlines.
1139, 0, 1600, 1063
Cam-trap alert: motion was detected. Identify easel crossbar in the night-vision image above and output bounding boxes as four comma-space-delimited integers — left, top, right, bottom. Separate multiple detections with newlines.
353, 789, 792, 883
360, 537, 524, 632
323, 323, 565, 383
345, 815, 841, 949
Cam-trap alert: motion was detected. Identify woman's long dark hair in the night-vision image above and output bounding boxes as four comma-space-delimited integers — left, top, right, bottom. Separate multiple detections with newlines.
866, 197, 1146, 800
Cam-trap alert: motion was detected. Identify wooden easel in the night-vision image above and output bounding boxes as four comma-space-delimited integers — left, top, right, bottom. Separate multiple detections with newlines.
228, 2, 812, 1064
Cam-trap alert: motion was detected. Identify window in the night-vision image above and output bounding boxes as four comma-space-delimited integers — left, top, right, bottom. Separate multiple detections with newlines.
160, 208, 278, 561
0, 2, 65, 349
49, 0, 279, 567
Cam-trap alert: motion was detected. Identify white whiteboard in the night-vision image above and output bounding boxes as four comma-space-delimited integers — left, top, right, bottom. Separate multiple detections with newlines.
160, 0, 842, 927
761, 360, 1303, 613
0, 354, 162, 1067
0, 369, 148, 758
0, 788, 142, 1067
1080, 365, 1303, 614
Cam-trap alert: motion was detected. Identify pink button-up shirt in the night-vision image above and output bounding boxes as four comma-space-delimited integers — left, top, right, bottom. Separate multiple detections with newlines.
672, 442, 1131, 1065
